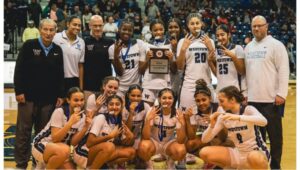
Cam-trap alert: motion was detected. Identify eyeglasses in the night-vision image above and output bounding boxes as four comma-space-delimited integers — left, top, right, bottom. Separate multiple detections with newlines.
252, 23, 267, 28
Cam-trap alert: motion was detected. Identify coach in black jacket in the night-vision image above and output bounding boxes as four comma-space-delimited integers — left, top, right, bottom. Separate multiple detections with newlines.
13, 19, 64, 169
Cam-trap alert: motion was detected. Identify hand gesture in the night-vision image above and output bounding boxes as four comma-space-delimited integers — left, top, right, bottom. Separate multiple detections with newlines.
110, 125, 122, 138
146, 106, 160, 121
165, 50, 174, 61
207, 50, 216, 62
69, 111, 81, 125
176, 109, 185, 126
202, 114, 210, 124
16, 94, 26, 103
218, 44, 235, 58
121, 122, 134, 144
129, 102, 139, 113
146, 50, 154, 61
180, 34, 193, 51
84, 110, 94, 128
114, 40, 123, 58
200, 34, 214, 51
170, 36, 178, 50
184, 107, 194, 119
96, 95, 106, 110
210, 112, 222, 128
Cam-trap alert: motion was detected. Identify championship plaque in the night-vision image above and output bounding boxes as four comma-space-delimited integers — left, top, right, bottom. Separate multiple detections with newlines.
149, 48, 169, 74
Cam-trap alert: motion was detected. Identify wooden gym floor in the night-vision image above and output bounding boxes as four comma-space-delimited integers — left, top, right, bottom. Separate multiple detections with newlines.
3, 85, 296, 169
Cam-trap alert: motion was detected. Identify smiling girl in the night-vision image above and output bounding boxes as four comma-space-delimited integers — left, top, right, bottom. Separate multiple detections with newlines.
86, 76, 120, 115
138, 88, 186, 169
207, 24, 247, 95
32, 87, 93, 169
176, 13, 216, 111
139, 19, 177, 106
200, 86, 269, 169
109, 19, 146, 95
74, 95, 135, 169
53, 16, 85, 93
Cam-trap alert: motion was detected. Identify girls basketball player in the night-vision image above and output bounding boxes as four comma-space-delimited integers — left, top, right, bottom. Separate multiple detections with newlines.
200, 86, 269, 169
109, 20, 146, 95
139, 19, 176, 106
86, 76, 119, 114
32, 87, 93, 169
176, 13, 215, 111
184, 79, 231, 164
124, 84, 150, 148
74, 95, 135, 169
207, 24, 247, 95
138, 88, 186, 169
167, 18, 184, 100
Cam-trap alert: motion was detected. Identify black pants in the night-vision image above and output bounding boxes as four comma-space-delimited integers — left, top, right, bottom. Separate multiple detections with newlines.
248, 102, 284, 169
15, 101, 55, 169
64, 77, 80, 96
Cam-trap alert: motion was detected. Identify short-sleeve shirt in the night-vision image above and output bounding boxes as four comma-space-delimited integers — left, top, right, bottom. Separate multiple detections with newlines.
33, 107, 86, 145
148, 111, 181, 143
109, 39, 145, 92
53, 30, 85, 78
141, 40, 172, 89
216, 44, 247, 93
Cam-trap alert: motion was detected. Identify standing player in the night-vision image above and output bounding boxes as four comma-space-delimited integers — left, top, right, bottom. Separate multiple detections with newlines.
207, 24, 247, 95
167, 18, 184, 100
138, 88, 186, 169
31, 87, 93, 169
53, 16, 85, 93
176, 13, 215, 111
109, 19, 145, 95
200, 86, 269, 169
139, 19, 177, 106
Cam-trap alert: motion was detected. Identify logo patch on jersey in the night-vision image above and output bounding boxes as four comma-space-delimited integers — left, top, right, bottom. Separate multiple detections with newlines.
87, 45, 94, 51
75, 43, 81, 50
33, 49, 41, 56
144, 94, 150, 99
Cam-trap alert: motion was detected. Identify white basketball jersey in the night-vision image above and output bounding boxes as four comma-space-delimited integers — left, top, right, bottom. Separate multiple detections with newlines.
216, 44, 247, 93
109, 39, 145, 92
177, 38, 215, 89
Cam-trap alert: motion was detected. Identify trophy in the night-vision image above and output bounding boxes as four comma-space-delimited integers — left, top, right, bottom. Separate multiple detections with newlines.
149, 47, 169, 74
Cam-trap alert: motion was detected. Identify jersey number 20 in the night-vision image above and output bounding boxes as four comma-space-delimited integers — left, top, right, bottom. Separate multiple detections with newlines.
195, 53, 207, 63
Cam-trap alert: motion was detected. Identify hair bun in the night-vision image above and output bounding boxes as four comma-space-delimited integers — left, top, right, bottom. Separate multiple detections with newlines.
195, 79, 207, 90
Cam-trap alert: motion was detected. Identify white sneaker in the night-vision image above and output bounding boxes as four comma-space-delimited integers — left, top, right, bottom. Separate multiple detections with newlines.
186, 153, 196, 164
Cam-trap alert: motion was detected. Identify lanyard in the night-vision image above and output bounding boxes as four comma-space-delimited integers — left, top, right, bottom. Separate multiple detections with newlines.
108, 114, 119, 125
154, 38, 166, 46
121, 42, 131, 63
65, 105, 70, 121
158, 112, 164, 141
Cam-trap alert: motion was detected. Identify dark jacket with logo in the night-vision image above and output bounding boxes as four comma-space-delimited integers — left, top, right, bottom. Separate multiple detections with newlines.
14, 39, 64, 104
83, 36, 114, 91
